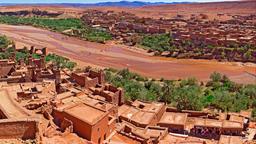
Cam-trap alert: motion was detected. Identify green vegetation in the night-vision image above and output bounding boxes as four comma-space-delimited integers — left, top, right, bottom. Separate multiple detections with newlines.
140, 34, 174, 52
0, 35, 12, 50
0, 47, 15, 59
105, 68, 256, 112
79, 28, 112, 43
0, 16, 112, 43
0, 35, 15, 59
45, 53, 77, 70
136, 33, 256, 62
252, 109, 256, 120
0, 16, 83, 31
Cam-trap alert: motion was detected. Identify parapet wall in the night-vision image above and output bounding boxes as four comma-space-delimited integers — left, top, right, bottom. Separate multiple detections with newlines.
0, 118, 39, 140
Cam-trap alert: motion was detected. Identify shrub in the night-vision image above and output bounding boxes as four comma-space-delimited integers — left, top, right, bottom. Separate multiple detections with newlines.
140, 34, 173, 52
252, 109, 256, 119
0, 16, 112, 43
0, 35, 12, 50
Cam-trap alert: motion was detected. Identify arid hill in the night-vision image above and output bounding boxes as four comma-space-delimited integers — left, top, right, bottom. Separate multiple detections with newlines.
0, 1, 256, 19
92, 1, 256, 19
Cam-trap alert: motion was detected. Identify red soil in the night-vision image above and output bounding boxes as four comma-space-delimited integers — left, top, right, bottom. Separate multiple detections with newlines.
0, 24, 255, 84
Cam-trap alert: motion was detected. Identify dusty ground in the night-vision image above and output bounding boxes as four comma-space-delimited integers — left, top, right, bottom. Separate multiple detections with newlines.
0, 24, 255, 84
0, 1, 256, 19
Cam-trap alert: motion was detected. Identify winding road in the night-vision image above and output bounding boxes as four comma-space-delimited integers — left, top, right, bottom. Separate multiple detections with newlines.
0, 24, 255, 84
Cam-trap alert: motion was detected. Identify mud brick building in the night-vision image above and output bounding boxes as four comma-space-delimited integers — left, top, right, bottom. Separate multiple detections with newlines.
53, 92, 117, 144
118, 100, 166, 128
157, 112, 188, 133
71, 69, 105, 88
90, 83, 124, 106
0, 45, 254, 143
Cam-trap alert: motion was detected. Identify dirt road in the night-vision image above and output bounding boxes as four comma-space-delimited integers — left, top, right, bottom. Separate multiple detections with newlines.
0, 89, 30, 118
0, 24, 255, 84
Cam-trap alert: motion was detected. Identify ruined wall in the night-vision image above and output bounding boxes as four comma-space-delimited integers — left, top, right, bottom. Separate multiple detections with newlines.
84, 78, 98, 89
89, 70, 105, 84
102, 85, 124, 106
0, 119, 38, 140
71, 73, 86, 87
71, 73, 99, 88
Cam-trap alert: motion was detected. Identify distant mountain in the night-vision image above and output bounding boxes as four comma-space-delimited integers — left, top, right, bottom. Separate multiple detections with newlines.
60, 1, 192, 7
87, 1, 168, 7
0, 1, 192, 7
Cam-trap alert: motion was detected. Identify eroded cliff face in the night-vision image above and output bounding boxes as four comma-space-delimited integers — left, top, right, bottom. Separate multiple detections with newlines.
0, 9, 63, 17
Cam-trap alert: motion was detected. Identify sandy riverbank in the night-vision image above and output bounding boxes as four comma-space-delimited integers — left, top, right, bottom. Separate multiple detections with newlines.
0, 24, 255, 84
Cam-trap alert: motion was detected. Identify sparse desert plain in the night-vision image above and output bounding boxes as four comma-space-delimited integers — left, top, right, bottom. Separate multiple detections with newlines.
1, 1, 256, 19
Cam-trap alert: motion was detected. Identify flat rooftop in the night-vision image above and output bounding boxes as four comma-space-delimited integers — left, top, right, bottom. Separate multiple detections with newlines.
131, 111, 155, 126
143, 126, 167, 138
159, 133, 206, 144
194, 118, 222, 128
120, 106, 139, 120
118, 104, 130, 116
222, 120, 243, 129
78, 94, 114, 111
219, 135, 243, 144
229, 115, 244, 123
63, 103, 107, 125
143, 102, 165, 113
132, 100, 165, 113
159, 112, 188, 126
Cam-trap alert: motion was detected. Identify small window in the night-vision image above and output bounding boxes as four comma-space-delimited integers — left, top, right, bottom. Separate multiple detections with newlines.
139, 104, 145, 109
226, 114, 231, 120
104, 134, 106, 140
98, 138, 101, 144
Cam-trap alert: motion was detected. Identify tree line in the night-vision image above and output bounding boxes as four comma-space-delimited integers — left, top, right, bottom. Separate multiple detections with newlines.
105, 68, 256, 118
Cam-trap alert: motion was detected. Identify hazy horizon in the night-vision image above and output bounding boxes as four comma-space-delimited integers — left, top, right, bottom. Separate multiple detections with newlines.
0, 0, 238, 4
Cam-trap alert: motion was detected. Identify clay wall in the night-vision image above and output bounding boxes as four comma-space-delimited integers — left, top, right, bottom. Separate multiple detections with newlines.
53, 109, 111, 144
71, 73, 99, 88
102, 85, 124, 106
0, 119, 38, 140
53, 109, 93, 140
0, 77, 23, 83
91, 114, 113, 144
157, 123, 185, 132
84, 78, 98, 89
155, 105, 166, 123
71, 73, 86, 87
89, 70, 105, 84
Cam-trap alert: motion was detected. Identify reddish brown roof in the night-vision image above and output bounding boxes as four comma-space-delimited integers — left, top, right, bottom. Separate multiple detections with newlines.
158, 112, 188, 126
218, 135, 243, 144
